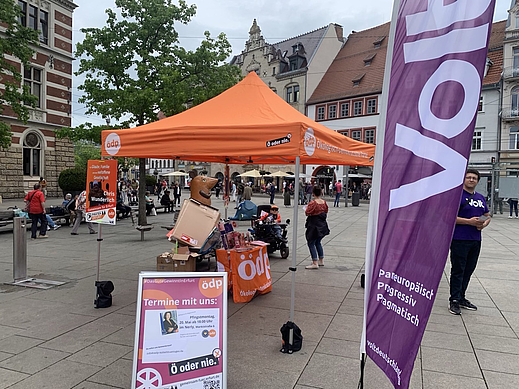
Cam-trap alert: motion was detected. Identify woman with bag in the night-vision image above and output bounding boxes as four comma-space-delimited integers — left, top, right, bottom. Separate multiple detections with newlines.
305, 186, 329, 269
24, 183, 47, 239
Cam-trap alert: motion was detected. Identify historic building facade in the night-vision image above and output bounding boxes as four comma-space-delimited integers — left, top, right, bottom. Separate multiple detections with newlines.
0, 0, 77, 199
501, 3, 519, 172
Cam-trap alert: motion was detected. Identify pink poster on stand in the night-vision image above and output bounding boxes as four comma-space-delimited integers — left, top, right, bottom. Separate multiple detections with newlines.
132, 272, 227, 389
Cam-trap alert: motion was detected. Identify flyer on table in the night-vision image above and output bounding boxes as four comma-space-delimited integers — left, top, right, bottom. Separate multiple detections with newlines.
132, 272, 228, 389
86, 159, 117, 225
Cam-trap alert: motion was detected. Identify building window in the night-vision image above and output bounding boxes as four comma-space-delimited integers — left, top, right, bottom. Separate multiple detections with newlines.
365, 129, 375, 144
24, 66, 42, 108
367, 99, 377, 114
272, 67, 276, 76
472, 129, 482, 150
23, 132, 42, 176
351, 130, 361, 141
512, 87, 519, 116
286, 87, 292, 103
510, 127, 519, 150
514, 47, 519, 73
18, 1, 48, 45
340, 130, 349, 137
478, 96, 483, 112
39, 9, 48, 45
290, 59, 297, 71
18, 1, 26, 26
516, 13, 519, 29
317, 106, 325, 121
328, 105, 337, 119
293, 85, 299, 102
353, 101, 362, 116
340, 102, 349, 117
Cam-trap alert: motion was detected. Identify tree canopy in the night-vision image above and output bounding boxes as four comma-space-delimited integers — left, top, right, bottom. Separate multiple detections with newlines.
62, 0, 241, 224
0, 0, 39, 149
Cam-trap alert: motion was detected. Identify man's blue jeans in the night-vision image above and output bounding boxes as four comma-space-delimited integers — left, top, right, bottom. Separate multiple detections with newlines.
334, 193, 341, 207
307, 237, 324, 260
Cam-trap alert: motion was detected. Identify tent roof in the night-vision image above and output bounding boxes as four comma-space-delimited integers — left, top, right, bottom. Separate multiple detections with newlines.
101, 72, 375, 166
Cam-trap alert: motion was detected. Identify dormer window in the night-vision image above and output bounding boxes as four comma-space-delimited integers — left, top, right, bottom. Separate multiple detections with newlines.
352, 73, 365, 86
364, 53, 376, 66
373, 36, 385, 48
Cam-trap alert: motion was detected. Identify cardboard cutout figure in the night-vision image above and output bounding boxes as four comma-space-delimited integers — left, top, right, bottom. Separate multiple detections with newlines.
189, 170, 218, 206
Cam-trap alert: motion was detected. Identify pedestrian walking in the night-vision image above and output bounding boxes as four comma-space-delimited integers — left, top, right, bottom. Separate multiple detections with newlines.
283, 185, 291, 207
25, 183, 47, 239
269, 183, 276, 205
39, 176, 47, 197
449, 169, 490, 315
243, 183, 253, 201
173, 183, 181, 206
305, 182, 313, 204
305, 186, 329, 269
71, 190, 96, 235
508, 197, 518, 218
334, 180, 343, 207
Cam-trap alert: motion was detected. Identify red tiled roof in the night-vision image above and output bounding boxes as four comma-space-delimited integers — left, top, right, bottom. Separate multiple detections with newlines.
308, 20, 505, 104
483, 20, 505, 86
307, 22, 390, 105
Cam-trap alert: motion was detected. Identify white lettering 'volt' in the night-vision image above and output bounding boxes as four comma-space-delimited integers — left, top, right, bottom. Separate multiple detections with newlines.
405, 0, 492, 36
418, 60, 481, 139
403, 25, 489, 64
388, 124, 466, 211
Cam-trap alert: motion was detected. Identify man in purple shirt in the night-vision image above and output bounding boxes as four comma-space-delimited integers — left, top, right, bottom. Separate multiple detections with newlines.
449, 169, 491, 315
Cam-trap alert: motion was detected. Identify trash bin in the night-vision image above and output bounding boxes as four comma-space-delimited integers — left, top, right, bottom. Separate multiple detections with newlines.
352, 191, 360, 207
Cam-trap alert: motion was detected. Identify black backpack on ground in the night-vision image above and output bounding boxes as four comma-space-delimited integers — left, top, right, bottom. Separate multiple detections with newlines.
94, 280, 114, 308
280, 321, 303, 353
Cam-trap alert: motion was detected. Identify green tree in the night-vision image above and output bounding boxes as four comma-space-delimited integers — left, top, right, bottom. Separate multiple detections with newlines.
0, 0, 39, 149
60, 0, 240, 225
74, 142, 101, 171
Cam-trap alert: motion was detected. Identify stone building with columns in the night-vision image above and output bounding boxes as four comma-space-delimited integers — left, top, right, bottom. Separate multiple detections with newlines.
0, 0, 77, 199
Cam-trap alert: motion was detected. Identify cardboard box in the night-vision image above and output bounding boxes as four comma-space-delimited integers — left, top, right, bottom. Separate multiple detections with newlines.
170, 199, 220, 247
156, 247, 198, 272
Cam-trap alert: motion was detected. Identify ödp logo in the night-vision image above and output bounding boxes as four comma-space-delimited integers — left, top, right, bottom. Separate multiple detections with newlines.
304, 128, 316, 156
105, 133, 121, 156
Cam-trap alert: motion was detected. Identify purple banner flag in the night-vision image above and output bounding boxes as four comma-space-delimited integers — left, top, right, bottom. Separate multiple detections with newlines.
361, 1, 496, 388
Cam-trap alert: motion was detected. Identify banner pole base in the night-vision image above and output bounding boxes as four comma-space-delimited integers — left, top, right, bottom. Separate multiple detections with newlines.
358, 353, 366, 389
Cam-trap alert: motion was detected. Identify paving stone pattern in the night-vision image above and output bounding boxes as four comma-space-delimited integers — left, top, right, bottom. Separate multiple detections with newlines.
0, 194, 518, 388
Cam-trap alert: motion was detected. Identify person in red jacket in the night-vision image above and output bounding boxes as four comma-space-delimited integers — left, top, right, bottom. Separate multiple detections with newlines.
25, 183, 47, 239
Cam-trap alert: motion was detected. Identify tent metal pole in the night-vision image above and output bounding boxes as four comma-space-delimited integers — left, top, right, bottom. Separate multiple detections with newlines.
224, 163, 230, 219
289, 156, 300, 323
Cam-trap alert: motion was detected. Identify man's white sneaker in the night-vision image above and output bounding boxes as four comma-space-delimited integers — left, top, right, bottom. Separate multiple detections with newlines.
53, 225, 61, 230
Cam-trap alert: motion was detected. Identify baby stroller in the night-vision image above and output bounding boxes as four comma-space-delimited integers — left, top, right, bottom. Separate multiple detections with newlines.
128, 190, 138, 206
249, 204, 290, 259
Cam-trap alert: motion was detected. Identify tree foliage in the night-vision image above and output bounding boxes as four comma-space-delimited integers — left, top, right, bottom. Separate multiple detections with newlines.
0, 0, 39, 149
64, 0, 241, 224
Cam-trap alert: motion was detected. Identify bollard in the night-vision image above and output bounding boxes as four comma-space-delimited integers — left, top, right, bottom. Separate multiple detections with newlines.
13, 216, 27, 282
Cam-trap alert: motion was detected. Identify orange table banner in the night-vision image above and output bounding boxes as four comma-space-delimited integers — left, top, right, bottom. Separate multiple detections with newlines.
230, 246, 272, 303
86, 159, 117, 225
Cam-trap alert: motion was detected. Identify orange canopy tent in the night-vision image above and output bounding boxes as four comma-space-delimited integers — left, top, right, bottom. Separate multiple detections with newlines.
100, 71, 376, 335
101, 72, 375, 166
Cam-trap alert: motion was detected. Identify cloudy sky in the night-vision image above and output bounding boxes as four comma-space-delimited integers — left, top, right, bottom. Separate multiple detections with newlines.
70, 0, 512, 127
